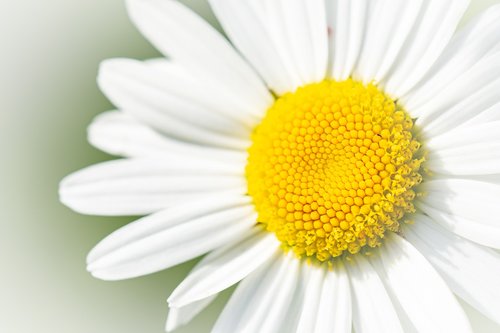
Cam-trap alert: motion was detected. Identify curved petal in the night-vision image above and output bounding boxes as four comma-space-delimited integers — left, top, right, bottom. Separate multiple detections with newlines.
417, 201, 500, 249
420, 178, 500, 228
427, 143, 500, 176
371, 233, 472, 333
459, 101, 500, 128
59, 159, 246, 216
167, 228, 279, 307
125, 0, 272, 112
207, 0, 293, 94
262, 0, 329, 90
382, 0, 469, 98
314, 261, 352, 333
88, 111, 248, 162
327, 0, 367, 81
346, 255, 404, 333
98, 59, 252, 149
354, 0, 423, 84
212, 252, 300, 332
86, 203, 257, 280
86, 195, 251, 263
403, 214, 500, 325
165, 295, 217, 332
294, 263, 325, 333
403, 5, 500, 110
426, 121, 500, 151
425, 121, 500, 176
414, 51, 500, 137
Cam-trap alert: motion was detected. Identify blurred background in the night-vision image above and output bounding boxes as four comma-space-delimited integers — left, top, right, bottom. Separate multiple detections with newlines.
1, 0, 500, 332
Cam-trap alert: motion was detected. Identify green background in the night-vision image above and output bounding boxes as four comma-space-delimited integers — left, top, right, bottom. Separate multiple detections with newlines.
1, 0, 499, 332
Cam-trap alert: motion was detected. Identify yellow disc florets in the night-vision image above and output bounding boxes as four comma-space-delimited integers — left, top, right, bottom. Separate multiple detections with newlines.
246, 79, 424, 261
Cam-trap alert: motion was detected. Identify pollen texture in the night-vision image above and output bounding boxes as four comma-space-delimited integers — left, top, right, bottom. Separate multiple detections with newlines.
246, 80, 424, 261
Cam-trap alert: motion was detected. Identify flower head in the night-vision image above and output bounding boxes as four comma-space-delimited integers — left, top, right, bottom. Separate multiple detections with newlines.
61, 0, 500, 332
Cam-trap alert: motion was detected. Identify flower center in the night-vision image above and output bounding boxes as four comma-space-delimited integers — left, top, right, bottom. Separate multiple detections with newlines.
246, 80, 424, 261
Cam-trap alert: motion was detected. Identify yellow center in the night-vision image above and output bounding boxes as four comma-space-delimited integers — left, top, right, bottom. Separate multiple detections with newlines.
246, 79, 424, 261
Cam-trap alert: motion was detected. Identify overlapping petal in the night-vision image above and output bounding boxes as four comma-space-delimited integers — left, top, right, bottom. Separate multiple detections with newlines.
404, 215, 500, 325
371, 233, 472, 333
86, 196, 256, 280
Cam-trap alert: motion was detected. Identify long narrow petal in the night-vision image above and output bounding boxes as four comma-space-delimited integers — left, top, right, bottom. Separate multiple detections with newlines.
212, 253, 300, 332
263, 0, 329, 89
354, 0, 423, 84
371, 233, 472, 333
426, 142, 500, 176
403, 215, 500, 325
88, 111, 247, 162
207, 0, 292, 94
168, 228, 279, 307
418, 201, 500, 249
426, 121, 500, 151
165, 295, 217, 332
314, 261, 352, 333
327, 0, 367, 81
60, 159, 246, 216
346, 255, 404, 333
210, 0, 328, 94
87, 203, 256, 280
414, 51, 500, 137
294, 263, 325, 333
86, 195, 251, 263
126, 0, 272, 112
103, 59, 260, 129
403, 5, 500, 110
425, 121, 500, 175
420, 179, 500, 230
98, 59, 252, 149
382, 0, 469, 98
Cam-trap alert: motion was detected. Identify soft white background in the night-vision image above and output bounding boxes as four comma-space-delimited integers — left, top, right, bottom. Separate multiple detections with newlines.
1, 0, 499, 332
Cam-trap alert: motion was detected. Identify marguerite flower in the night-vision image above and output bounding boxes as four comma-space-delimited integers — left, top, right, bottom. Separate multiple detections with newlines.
60, 0, 500, 331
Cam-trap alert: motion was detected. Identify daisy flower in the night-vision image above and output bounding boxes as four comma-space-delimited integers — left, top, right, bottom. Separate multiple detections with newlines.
60, 0, 500, 331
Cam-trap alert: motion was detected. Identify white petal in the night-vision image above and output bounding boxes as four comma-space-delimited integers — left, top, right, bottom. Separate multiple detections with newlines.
168, 228, 279, 307
327, 0, 367, 81
403, 214, 500, 325
460, 101, 500, 128
126, 0, 272, 112
426, 121, 500, 151
278, 263, 306, 333
414, 51, 500, 137
209, 0, 328, 94
403, 5, 500, 110
371, 233, 472, 333
212, 252, 300, 333
354, 0, 423, 84
211, 256, 275, 333
207, 0, 292, 94
421, 178, 500, 227
425, 121, 500, 175
59, 159, 246, 216
263, 0, 329, 89
86, 195, 251, 263
165, 295, 217, 332
417, 201, 500, 249
314, 261, 352, 333
98, 59, 253, 149
88, 111, 247, 161
382, 0, 469, 98
346, 255, 404, 333
87, 204, 257, 280
426, 142, 500, 176
295, 263, 325, 333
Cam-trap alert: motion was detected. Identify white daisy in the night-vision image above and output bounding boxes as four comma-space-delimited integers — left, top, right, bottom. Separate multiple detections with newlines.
60, 0, 500, 332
